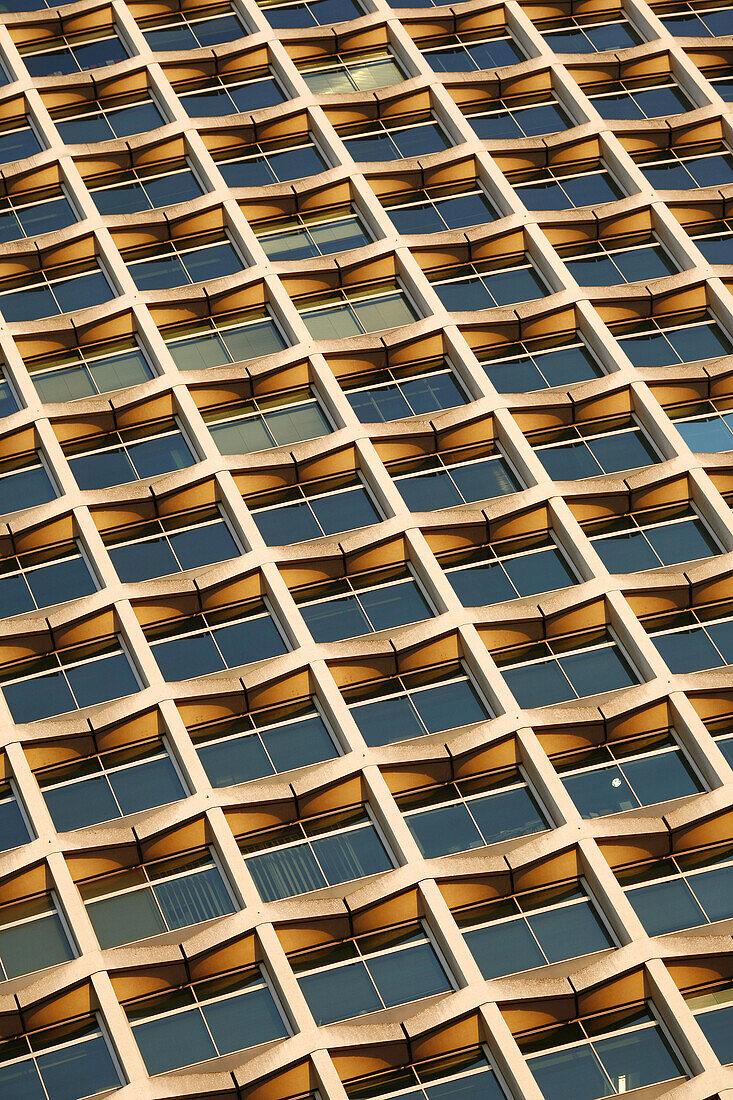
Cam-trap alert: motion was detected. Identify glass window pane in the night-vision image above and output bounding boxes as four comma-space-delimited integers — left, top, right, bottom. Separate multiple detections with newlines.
153, 631, 226, 680
311, 486, 380, 534
110, 755, 185, 815
44, 774, 118, 830
528, 900, 612, 963
26, 556, 95, 609
368, 941, 450, 1007
213, 614, 286, 667
37, 1033, 121, 1100
199, 731, 273, 786
262, 714, 336, 771
0, 796, 30, 851
203, 984, 286, 1052
313, 824, 391, 885
503, 660, 574, 709
466, 919, 545, 979
562, 765, 638, 818
594, 1025, 683, 1092
301, 594, 372, 642
154, 865, 234, 929
529, 1044, 610, 1100
470, 786, 546, 845
109, 536, 179, 581
66, 650, 138, 709
687, 863, 733, 922
3, 669, 75, 723
246, 843, 326, 901
653, 628, 723, 673
559, 645, 637, 697
299, 961, 380, 1024
133, 1008, 216, 1075
0, 912, 72, 978
352, 695, 424, 747
88, 887, 165, 947
627, 878, 706, 935
622, 750, 700, 805
408, 803, 484, 857
697, 1003, 733, 1064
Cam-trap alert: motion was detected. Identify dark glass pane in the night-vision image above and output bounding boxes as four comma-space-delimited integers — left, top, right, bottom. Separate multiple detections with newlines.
690, 863, 733, 922
69, 447, 135, 490
53, 271, 112, 313
438, 191, 496, 228
88, 887, 165, 947
359, 579, 432, 632
397, 470, 464, 510
449, 562, 516, 607
538, 344, 602, 387
504, 547, 576, 596
214, 614, 287, 667
37, 1034, 120, 1100
128, 432, 194, 479
470, 785, 546, 844
594, 1025, 684, 1092
407, 802, 484, 857
529, 1044, 609, 1100
203, 984, 286, 1052
154, 865, 234, 928
18, 196, 75, 237
66, 651, 138, 709
697, 1004, 733, 1065
109, 537, 179, 581
133, 1009, 216, 1075
587, 429, 657, 473
0, 1061, 44, 1100
0, 573, 34, 618
109, 101, 164, 137
627, 877, 706, 934
73, 37, 127, 69
352, 695, 425, 746
110, 755, 185, 815
633, 85, 690, 117
26, 556, 95, 609
503, 660, 574, 708
0, 911, 72, 978
451, 456, 520, 502
199, 731, 273, 785
653, 627, 723, 673
300, 961, 381, 1024
560, 645, 637, 697
645, 519, 717, 565
368, 941, 450, 1006
254, 501, 323, 545
0, 284, 57, 322
301, 595, 371, 642
230, 78, 286, 113
528, 900, 612, 963
3, 669, 75, 722
170, 519, 239, 570
563, 765, 638, 818
153, 631, 226, 680
622, 750, 700, 805
414, 678, 489, 731
593, 532, 659, 573
539, 441, 601, 481
262, 714, 336, 771
247, 843, 326, 900
0, 796, 30, 851
466, 918, 545, 978
489, 265, 545, 305
44, 774, 118, 830
314, 824, 392, 885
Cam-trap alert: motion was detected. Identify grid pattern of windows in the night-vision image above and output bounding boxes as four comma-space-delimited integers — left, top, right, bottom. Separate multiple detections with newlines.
0, 0, 732, 1097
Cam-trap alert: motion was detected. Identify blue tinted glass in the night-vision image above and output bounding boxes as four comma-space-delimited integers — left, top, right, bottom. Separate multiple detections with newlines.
213, 614, 287, 667
0, 795, 30, 851
109, 537, 179, 581
368, 940, 450, 1007
169, 519, 239, 570
0, 465, 55, 513
467, 919, 545, 979
408, 802, 484, 857
134, 1009, 216, 1075
0, 572, 34, 618
17, 196, 76, 236
110, 755, 184, 815
300, 961, 380, 1024
25, 555, 95, 609
696, 1004, 733, 1065
109, 100, 164, 137
3, 668, 75, 722
503, 659, 574, 708
154, 630, 226, 680
37, 1034, 120, 1100
199, 731, 273, 786
253, 501, 322, 544
654, 627, 724, 673
66, 650, 138, 708
70, 447, 135, 489
128, 432, 194, 478
230, 78, 285, 112
44, 775, 119, 831
203, 983, 286, 1052
53, 271, 113, 313
154, 865, 234, 929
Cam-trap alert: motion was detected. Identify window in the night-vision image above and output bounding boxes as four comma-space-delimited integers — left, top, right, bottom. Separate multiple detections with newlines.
28, 337, 153, 402
298, 282, 419, 338
424, 32, 524, 71
531, 417, 659, 480
90, 163, 204, 215
688, 982, 733, 1068
0, 371, 18, 418
587, 504, 719, 572
393, 449, 521, 511
0, 892, 74, 978
256, 207, 371, 261
204, 390, 331, 454
385, 184, 497, 234
431, 258, 547, 311
81, 847, 236, 948
479, 335, 603, 392
588, 79, 692, 119
495, 628, 639, 709
636, 143, 733, 188
192, 697, 339, 784
0, 452, 57, 515
345, 1047, 507, 1100
142, 5, 248, 50
344, 361, 468, 421
55, 97, 164, 142
563, 236, 677, 285
292, 920, 453, 1024
343, 117, 453, 161
0, 190, 76, 244
514, 165, 624, 210
519, 1004, 686, 1100
38, 739, 186, 831
705, 714, 733, 767
443, 534, 577, 606
401, 767, 547, 858
458, 881, 614, 979
257, 0, 363, 28
661, 4, 733, 35
617, 314, 733, 366
0, 541, 96, 617
22, 30, 128, 77
346, 662, 492, 747
712, 73, 733, 100
300, 48, 406, 92
0, 261, 114, 323
179, 73, 285, 117
648, 606, 733, 673
127, 234, 244, 291
542, 16, 642, 51
163, 307, 287, 370
147, 599, 288, 681
0, 780, 32, 852
618, 842, 733, 936
215, 136, 329, 186
0, 635, 140, 722
126, 966, 287, 1075
558, 728, 703, 818
690, 218, 733, 263
66, 422, 196, 490
0, 1015, 123, 1100
0, 119, 42, 164
239, 805, 393, 901
468, 96, 572, 139
295, 565, 434, 643
251, 473, 382, 544
668, 399, 733, 452
105, 504, 240, 582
